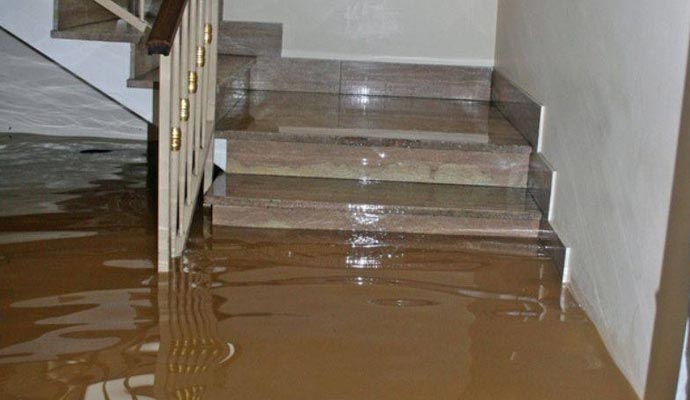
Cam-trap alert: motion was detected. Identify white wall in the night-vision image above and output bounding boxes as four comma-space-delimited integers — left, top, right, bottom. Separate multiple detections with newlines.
224, 0, 497, 66
494, 0, 690, 396
0, 0, 153, 122
0, 30, 147, 139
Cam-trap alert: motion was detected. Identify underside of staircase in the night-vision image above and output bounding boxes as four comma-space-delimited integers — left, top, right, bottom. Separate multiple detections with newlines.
49, 1, 557, 256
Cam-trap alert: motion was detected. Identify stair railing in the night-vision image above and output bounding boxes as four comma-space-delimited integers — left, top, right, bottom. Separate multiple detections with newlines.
147, 0, 219, 272
92, 0, 151, 32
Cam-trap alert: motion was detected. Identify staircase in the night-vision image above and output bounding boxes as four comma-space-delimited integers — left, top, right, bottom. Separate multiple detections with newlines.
204, 87, 549, 240
48, 0, 556, 261
49, 1, 256, 107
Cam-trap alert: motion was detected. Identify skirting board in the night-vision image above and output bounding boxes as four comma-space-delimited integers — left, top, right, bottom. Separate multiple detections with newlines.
491, 70, 566, 278
216, 21, 491, 101
219, 21, 283, 57
229, 57, 493, 101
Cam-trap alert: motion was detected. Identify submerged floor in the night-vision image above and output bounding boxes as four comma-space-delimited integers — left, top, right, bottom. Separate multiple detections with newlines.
0, 134, 637, 399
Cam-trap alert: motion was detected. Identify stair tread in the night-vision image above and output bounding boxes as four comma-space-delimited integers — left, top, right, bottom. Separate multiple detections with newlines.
51, 19, 146, 43
206, 174, 543, 220
127, 55, 256, 89
201, 227, 548, 261
216, 91, 531, 152
127, 68, 158, 89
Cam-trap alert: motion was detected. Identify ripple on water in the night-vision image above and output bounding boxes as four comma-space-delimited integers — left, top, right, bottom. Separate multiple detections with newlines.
368, 298, 441, 307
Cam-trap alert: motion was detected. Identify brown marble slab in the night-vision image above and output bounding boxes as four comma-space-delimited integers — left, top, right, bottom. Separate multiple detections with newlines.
226, 140, 530, 187
54, 0, 125, 30
51, 19, 145, 43
210, 226, 547, 258
217, 55, 257, 87
213, 205, 542, 238
490, 71, 565, 277
231, 57, 341, 93
127, 55, 255, 89
219, 21, 282, 57
491, 71, 542, 148
208, 174, 542, 218
127, 68, 158, 89
130, 40, 158, 79
215, 90, 531, 186
528, 153, 555, 216
206, 174, 544, 237
341, 61, 492, 101
216, 91, 531, 151
227, 57, 492, 101
218, 90, 341, 131
538, 219, 566, 278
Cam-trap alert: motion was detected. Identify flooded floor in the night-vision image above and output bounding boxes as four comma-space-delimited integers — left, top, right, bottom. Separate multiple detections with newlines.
0, 134, 638, 399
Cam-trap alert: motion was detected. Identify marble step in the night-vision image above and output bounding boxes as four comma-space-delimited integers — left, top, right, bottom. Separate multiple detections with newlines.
215, 91, 532, 187
204, 174, 545, 238
127, 55, 256, 89
197, 227, 549, 263
51, 19, 147, 43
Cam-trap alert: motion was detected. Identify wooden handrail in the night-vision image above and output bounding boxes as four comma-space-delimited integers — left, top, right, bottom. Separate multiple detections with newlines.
146, 0, 190, 55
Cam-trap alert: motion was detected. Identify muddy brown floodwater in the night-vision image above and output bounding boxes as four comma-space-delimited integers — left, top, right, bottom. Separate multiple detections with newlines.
0, 133, 638, 399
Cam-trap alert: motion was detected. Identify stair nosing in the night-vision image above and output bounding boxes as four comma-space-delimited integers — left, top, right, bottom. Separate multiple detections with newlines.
215, 128, 533, 154
207, 197, 542, 221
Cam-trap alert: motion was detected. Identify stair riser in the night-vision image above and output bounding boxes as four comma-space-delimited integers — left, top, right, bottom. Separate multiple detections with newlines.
212, 205, 541, 238
226, 140, 530, 187
208, 227, 546, 258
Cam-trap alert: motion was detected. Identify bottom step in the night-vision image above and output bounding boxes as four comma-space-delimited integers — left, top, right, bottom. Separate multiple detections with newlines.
193, 226, 548, 262
205, 174, 545, 238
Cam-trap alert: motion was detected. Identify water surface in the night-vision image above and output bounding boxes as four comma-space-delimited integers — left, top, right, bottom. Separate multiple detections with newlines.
0, 134, 637, 399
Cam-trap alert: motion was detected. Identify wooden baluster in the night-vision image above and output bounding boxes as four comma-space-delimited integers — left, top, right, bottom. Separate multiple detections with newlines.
157, 53, 172, 272
204, 0, 219, 192
190, 0, 206, 176
170, 29, 182, 255
186, 0, 198, 204
177, 5, 189, 239
138, 0, 146, 22
198, 0, 206, 151
200, 0, 210, 149
198, 0, 211, 150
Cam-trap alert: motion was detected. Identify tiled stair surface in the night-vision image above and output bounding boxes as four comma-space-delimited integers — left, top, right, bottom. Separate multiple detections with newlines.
197, 227, 548, 263
204, 174, 545, 238
49, 10, 548, 241
187, 227, 549, 301
127, 55, 256, 89
51, 19, 148, 43
215, 91, 532, 187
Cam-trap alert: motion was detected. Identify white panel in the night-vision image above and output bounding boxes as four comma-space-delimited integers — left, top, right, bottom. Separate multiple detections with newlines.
214, 138, 227, 171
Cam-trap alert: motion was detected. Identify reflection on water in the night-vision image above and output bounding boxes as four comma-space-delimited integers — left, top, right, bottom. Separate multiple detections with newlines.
0, 134, 637, 399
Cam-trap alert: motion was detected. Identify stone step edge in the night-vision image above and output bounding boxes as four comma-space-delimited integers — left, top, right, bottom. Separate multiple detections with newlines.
215, 128, 533, 154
